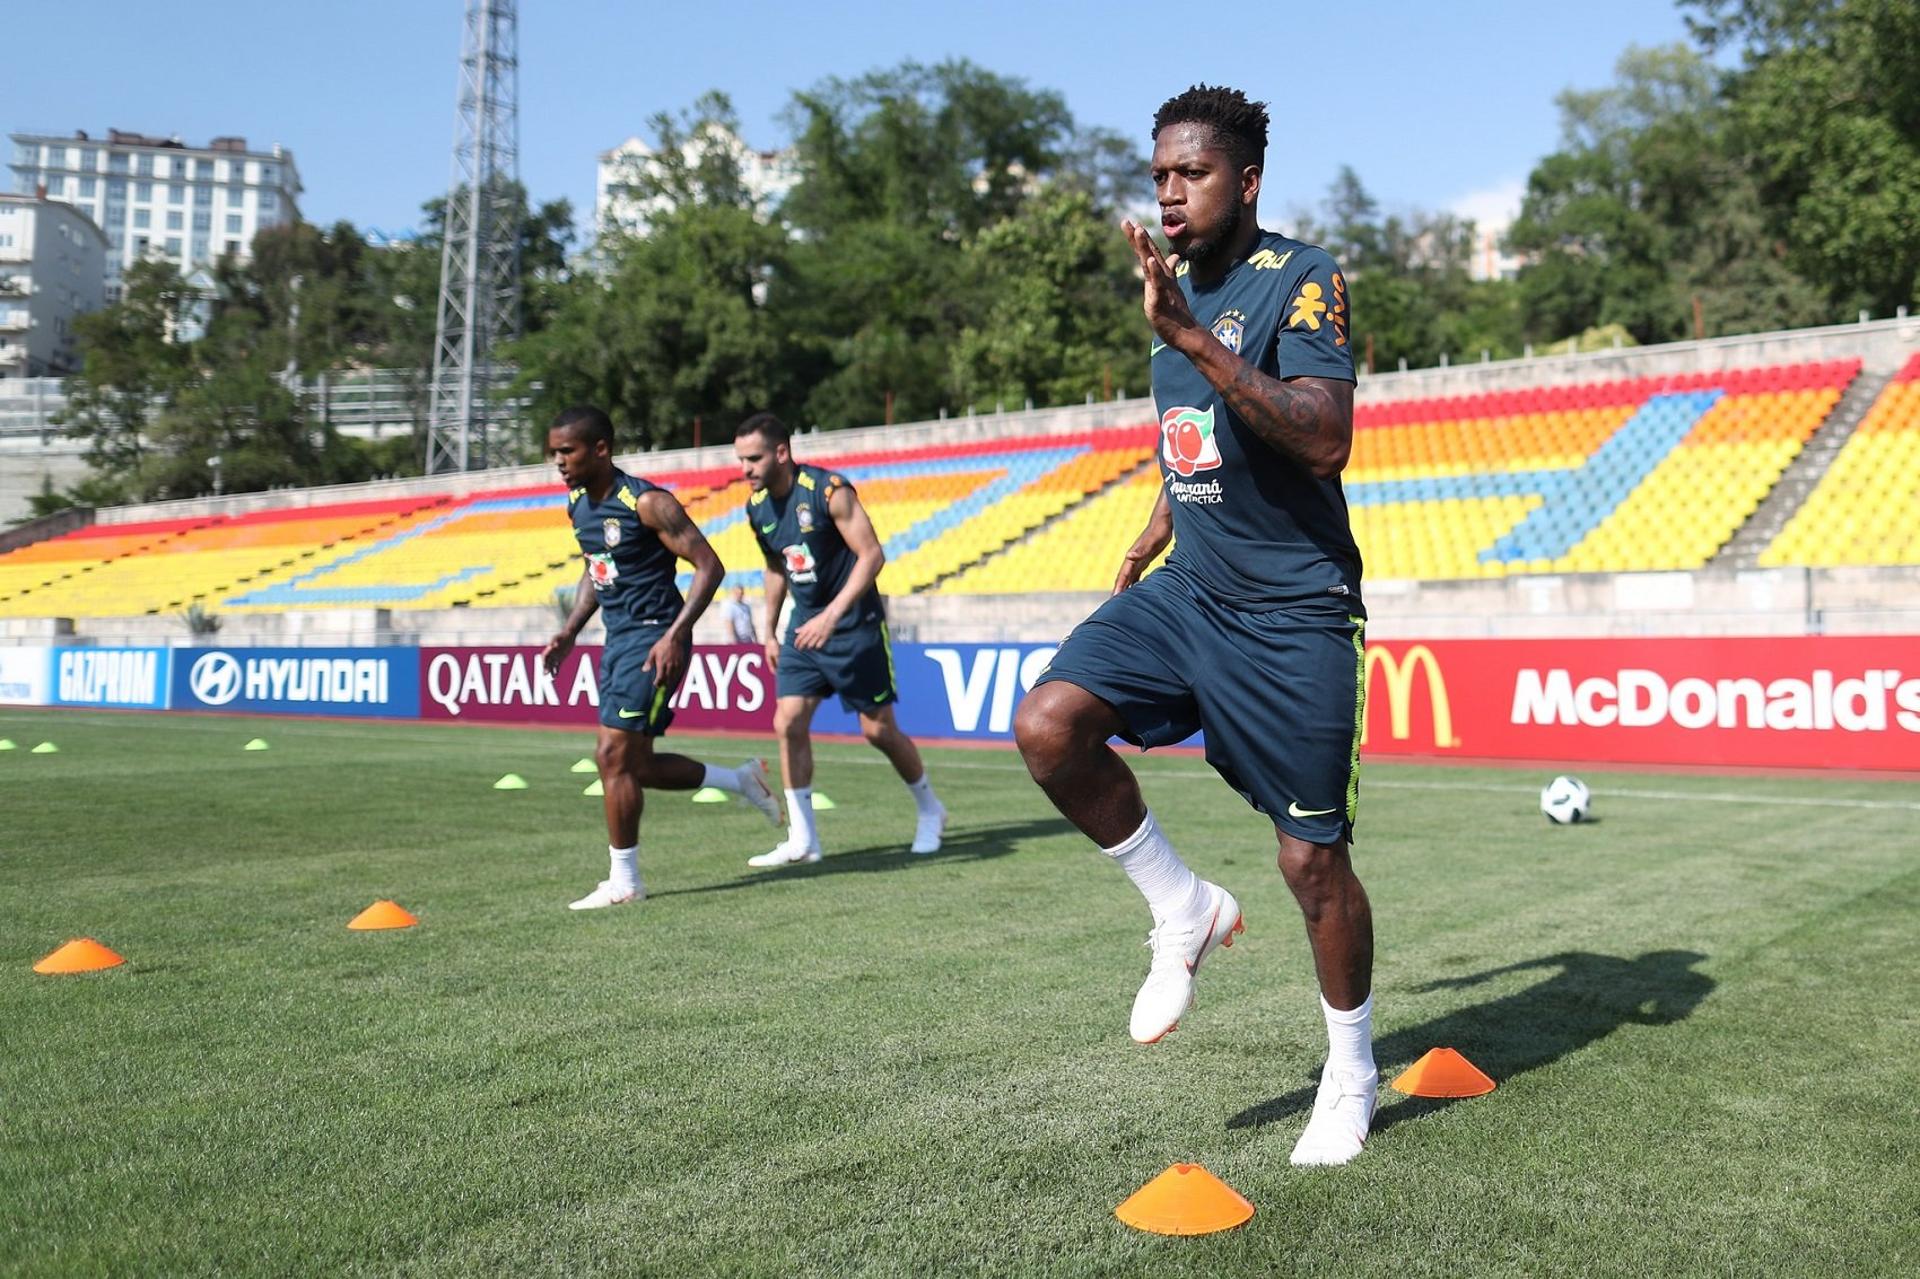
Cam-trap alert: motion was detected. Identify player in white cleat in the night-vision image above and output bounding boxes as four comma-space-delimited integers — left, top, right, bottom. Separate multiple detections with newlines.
736, 758, 783, 827
568, 879, 644, 910
909, 802, 947, 855
747, 839, 823, 868
1289, 1067, 1378, 1166
1129, 881, 1244, 1043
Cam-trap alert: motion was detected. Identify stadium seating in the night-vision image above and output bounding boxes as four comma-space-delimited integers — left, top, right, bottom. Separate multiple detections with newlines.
1758, 353, 1920, 568
2, 354, 1904, 617
1344, 360, 1860, 579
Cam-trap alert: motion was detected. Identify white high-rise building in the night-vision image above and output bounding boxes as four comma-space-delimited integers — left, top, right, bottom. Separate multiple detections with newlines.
595, 125, 796, 238
0, 193, 107, 377
8, 129, 302, 299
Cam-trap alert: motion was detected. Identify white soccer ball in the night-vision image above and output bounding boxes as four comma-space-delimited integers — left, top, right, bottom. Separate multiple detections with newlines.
1540, 775, 1592, 825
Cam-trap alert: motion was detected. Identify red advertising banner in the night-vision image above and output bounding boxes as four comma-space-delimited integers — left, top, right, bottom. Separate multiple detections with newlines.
419, 644, 775, 731
1359, 635, 1920, 771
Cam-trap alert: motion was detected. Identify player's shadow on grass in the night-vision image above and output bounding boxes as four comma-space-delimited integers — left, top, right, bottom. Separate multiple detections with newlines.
1225, 949, 1714, 1135
652, 816, 1076, 899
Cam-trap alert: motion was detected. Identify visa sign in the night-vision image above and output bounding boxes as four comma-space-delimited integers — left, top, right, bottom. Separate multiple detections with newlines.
922, 646, 1057, 737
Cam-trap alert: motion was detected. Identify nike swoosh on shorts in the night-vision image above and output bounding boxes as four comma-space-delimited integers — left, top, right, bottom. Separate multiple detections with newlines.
617, 708, 642, 719
1288, 801, 1337, 818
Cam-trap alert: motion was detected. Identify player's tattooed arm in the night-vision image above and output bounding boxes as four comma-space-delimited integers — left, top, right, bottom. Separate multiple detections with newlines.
1215, 369, 1353, 479
639, 490, 723, 686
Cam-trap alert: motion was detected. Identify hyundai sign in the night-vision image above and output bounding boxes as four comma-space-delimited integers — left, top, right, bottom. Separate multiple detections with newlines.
171, 647, 419, 718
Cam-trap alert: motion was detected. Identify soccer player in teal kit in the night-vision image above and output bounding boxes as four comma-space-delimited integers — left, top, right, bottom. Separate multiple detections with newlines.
1015, 87, 1377, 1166
542, 406, 782, 910
733, 412, 946, 867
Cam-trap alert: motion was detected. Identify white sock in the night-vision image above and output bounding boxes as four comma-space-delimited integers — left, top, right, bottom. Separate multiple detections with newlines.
785, 787, 819, 850
1103, 810, 1207, 922
1322, 993, 1376, 1077
700, 763, 743, 794
906, 772, 941, 815
608, 844, 640, 894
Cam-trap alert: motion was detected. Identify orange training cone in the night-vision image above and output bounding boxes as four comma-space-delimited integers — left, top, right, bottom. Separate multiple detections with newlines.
1390, 1047, 1497, 1098
1115, 1164, 1254, 1236
347, 900, 418, 930
34, 938, 126, 974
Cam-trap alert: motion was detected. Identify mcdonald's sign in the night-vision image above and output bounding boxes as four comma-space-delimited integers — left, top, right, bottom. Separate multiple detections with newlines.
1362, 643, 1459, 752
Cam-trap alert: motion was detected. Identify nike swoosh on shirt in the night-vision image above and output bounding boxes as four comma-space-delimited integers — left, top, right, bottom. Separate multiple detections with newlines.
1288, 801, 1338, 818
1150, 342, 1169, 357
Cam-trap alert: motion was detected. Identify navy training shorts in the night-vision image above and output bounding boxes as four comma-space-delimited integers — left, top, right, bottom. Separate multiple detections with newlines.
1034, 567, 1367, 844
598, 625, 677, 735
776, 616, 899, 715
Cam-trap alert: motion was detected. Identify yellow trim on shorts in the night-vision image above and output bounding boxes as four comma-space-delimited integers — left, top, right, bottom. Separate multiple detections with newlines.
1346, 615, 1367, 825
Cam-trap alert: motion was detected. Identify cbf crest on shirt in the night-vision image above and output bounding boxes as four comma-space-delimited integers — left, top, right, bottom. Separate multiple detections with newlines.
1151, 229, 1362, 609
567, 469, 684, 631
749, 463, 883, 634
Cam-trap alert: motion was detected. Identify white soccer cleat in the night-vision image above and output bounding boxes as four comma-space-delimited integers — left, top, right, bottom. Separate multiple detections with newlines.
1128, 881, 1244, 1044
909, 803, 947, 855
747, 839, 823, 869
737, 758, 783, 827
1289, 1067, 1379, 1167
568, 879, 643, 911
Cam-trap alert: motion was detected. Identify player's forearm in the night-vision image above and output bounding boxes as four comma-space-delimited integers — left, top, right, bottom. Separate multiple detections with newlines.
1176, 331, 1351, 478
1134, 488, 1173, 555
670, 554, 724, 639
825, 548, 884, 621
761, 569, 788, 637
562, 571, 599, 637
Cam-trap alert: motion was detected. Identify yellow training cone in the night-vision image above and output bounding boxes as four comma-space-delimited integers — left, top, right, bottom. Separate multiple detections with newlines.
691, 787, 730, 803
347, 900, 418, 930
31, 742, 59, 754
0, 738, 16, 750
570, 758, 597, 773
1115, 1164, 1254, 1236
243, 738, 271, 751
34, 938, 126, 974
1390, 1047, 1497, 1098
493, 773, 529, 790
813, 793, 837, 810
583, 779, 604, 797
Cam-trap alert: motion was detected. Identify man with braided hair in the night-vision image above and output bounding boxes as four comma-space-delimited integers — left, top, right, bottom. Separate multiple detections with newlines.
1015, 85, 1377, 1166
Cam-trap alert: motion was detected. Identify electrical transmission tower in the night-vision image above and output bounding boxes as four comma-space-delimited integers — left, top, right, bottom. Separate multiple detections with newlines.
427, 0, 522, 474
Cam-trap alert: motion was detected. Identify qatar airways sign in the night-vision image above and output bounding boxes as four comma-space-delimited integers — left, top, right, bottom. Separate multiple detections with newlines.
1359, 635, 1920, 771
419, 644, 771, 730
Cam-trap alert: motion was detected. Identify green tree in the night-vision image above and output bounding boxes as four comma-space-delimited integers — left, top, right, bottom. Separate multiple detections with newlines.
950, 188, 1141, 410
1688, 0, 1920, 316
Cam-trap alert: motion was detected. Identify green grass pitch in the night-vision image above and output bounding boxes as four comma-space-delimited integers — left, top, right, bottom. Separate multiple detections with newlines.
3, 708, 1917, 1276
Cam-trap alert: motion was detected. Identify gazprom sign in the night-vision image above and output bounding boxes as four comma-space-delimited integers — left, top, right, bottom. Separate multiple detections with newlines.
51, 647, 171, 709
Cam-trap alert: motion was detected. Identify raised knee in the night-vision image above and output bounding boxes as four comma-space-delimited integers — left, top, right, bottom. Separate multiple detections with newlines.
1014, 686, 1077, 774
594, 738, 623, 773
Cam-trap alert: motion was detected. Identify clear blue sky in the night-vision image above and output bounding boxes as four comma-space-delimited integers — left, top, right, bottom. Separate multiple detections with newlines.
4, 0, 1694, 237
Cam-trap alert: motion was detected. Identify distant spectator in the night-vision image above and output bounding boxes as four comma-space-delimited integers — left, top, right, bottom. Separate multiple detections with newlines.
720, 585, 757, 644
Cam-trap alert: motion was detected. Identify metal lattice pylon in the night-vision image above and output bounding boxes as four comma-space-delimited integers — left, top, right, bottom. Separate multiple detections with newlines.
427, 0, 522, 474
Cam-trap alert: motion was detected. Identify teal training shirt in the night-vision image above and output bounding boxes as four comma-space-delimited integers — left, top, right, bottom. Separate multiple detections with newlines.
749, 463, 883, 634
567, 469, 684, 633
1150, 229, 1363, 608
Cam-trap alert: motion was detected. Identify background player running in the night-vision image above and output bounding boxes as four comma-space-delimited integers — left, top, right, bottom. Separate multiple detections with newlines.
733, 412, 946, 867
1014, 86, 1379, 1166
542, 406, 781, 909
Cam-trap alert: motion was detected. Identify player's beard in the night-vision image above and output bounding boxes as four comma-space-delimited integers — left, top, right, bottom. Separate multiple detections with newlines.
1178, 199, 1242, 267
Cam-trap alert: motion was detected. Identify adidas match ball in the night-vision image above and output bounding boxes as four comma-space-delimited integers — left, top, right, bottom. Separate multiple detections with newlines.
1540, 775, 1592, 824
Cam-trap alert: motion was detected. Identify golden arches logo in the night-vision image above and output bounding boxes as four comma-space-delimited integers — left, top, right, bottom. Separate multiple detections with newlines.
1363, 644, 1459, 749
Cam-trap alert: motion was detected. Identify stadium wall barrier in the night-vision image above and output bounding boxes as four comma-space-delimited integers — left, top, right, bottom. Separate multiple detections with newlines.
0, 645, 51, 706
16, 636, 1917, 772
